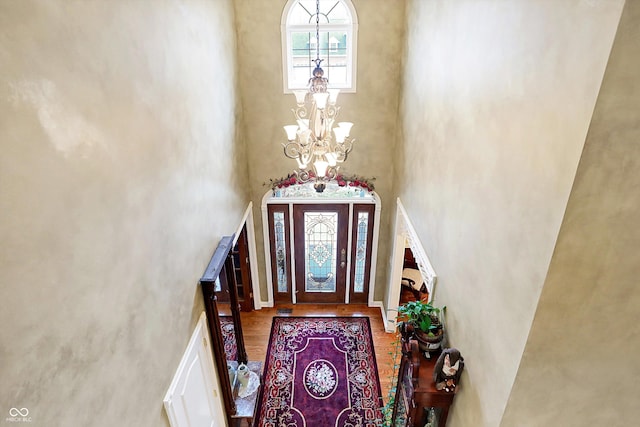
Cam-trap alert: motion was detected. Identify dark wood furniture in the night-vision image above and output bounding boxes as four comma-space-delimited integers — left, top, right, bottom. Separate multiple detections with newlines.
200, 235, 261, 426
232, 224, 255, 312
392, 335, 457, 426
401, 247, 429, 301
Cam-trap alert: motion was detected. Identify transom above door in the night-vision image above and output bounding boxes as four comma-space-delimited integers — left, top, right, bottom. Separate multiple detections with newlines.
262, 183, 380, 305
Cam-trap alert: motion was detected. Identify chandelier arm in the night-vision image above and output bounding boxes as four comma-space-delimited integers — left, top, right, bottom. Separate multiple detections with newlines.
292, 106, 308, 121
325, 105, 339, 118
283, 142, 305, 160
296, 169, 313, 182
326, 167, 338, 181
343, 138, 355, 153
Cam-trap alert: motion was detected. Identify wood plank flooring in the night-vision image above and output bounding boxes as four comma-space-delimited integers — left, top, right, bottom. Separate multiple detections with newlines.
239, 304, 400, 406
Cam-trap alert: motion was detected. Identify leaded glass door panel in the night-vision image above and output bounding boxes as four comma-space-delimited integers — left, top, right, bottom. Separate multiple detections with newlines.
293, 204, 349, 303
349, 204, 375, 303
267, 204, 293, 303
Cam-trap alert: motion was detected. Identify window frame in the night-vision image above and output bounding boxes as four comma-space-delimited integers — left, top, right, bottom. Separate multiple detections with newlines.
281, 0, 358, 93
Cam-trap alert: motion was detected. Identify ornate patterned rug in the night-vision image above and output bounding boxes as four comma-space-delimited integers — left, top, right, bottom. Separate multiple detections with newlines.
219, 316, 237, 361
256, 317, 383, 426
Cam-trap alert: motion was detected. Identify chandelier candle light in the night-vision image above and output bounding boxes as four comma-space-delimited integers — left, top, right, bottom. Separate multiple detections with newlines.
282, 0, 355, 193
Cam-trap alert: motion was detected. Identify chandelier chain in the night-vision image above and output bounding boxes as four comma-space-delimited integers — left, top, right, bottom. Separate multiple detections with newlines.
281, 0, 356, 193
315, 0, 321, 62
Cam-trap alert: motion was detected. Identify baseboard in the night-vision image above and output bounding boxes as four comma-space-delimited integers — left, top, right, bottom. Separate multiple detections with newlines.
369, 301, 396, 333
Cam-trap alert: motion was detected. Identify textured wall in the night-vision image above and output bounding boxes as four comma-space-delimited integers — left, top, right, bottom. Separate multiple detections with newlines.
397, 1, 623, 425
0, 1, 247, 426
233, 0, 405, 303
501, 1, 640, 425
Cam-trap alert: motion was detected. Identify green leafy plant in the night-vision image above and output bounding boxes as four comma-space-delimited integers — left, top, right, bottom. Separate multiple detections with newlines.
397, 300, 442, 336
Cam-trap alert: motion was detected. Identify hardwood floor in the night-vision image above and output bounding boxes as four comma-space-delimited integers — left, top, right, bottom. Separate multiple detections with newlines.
239, 304, 401, 406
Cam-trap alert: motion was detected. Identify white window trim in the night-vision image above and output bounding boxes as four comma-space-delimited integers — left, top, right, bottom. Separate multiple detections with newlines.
281, 0, 358, 94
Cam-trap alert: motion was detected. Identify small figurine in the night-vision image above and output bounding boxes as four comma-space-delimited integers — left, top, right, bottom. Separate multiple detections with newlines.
237, 363, 250, 388
433, 348, 464, 392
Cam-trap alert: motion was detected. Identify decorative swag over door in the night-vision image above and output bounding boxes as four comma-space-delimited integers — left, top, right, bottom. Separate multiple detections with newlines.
262, 182, 380, 305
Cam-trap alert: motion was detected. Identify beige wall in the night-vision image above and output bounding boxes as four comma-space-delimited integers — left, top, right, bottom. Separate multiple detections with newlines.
0, 1, 247, 426
501, 1, 640, 425
233, 0, 405, 302
397, 1, 623, 425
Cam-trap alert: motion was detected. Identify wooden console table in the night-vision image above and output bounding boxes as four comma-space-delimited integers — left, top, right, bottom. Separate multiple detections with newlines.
392, 339, 457, 426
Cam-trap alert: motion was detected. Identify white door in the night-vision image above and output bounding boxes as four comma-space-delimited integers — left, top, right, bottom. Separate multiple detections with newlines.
164, 312, 226, 427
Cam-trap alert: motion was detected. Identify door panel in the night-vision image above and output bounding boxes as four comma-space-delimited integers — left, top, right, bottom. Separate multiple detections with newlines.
163, 312, 225, 427
349, 204, 375, 303
294, 204, 349, 303
267, 204, 292, 303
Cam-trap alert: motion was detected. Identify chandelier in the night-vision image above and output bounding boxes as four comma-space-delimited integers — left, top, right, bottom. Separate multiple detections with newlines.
282, 0, 355, 193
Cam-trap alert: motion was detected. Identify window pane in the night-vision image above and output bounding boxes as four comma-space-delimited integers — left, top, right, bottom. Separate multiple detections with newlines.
353, 212, 368, 293
304, 212, 338, 292
290, 0, 350, 25
289, 31, 349, 88
273, 212, 288, 293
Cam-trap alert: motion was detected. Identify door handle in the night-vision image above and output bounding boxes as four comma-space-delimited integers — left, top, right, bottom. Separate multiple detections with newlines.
340, 249, 346, 268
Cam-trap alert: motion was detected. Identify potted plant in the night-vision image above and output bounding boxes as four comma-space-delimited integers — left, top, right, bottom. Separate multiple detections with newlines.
397, 300, 444, 353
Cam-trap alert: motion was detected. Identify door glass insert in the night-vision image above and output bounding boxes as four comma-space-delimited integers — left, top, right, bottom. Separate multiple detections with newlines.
353, 212, 369, 293
304, 212, 338, 292
273, 211, 288, 293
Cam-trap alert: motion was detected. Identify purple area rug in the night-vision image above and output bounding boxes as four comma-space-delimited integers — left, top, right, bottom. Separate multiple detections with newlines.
256, 317, 383, 426
219, 316, 237, 361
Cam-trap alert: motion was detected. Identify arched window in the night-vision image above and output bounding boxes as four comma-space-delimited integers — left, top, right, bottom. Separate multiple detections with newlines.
281, 0, 358, 93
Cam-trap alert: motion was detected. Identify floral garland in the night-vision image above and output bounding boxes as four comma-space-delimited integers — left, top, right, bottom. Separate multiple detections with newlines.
266, 172, 375, 191
266, 173, 303, 190
335, 173, 376, 191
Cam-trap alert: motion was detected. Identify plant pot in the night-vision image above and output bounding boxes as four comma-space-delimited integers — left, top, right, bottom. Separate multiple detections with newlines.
414, 328, 443, 353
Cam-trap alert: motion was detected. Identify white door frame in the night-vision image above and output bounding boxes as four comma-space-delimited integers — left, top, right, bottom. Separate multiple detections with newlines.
261, 188, 381, 307
385, 198, 438, 332
233, 202, 262, 310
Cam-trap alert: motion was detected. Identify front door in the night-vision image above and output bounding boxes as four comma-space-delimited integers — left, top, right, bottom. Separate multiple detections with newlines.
293, 204, 349, 303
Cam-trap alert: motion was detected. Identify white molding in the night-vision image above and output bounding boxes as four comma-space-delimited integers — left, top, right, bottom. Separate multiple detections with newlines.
369, 300, 396, 334
288, 202, 297, 304
235, 202, 262, 310
261, 188, 381, 306
386, 231, 406, 332
367, 200, 382, 306
260, 191, 275, 307
385, 198, 438, 331
399, 200, 437, 293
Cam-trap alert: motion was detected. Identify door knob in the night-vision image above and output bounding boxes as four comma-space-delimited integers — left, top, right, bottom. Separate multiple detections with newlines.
340, 249, 346, 268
